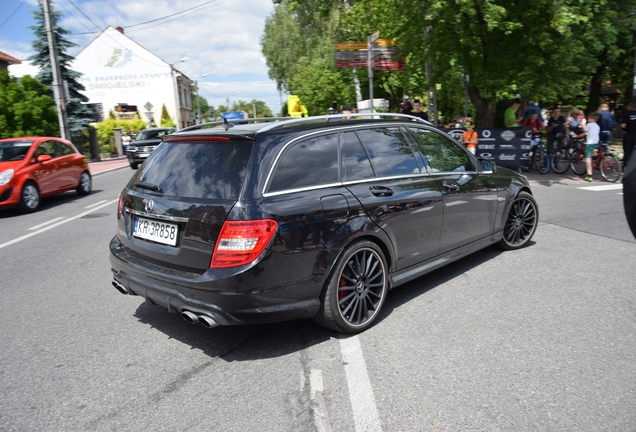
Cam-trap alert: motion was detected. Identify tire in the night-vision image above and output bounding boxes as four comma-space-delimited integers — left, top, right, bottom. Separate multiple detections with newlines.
313, 240, 389, 333
551, 148, 571, 174
570, 148, 586, 176
599, 154, 622, 183
537, 149, 550, 174
130, 162, 138, 170
497, 192, 538, 250
76, 171, 92, 195
18, 181, 40, 213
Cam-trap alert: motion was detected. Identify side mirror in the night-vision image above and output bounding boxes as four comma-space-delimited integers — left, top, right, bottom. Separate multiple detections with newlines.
36, 154, 53, 163
478, 158, 496, 174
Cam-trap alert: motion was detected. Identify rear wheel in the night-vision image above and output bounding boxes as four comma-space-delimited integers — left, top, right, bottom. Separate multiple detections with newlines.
570, 149, 586, 175
551, 148, 571, 174
18, 181, 40, 213
130, 162, 138, 170
497, 192, 538, 250
313, 240, 388, 333
599, 154, 621, 182
76, 171, 92, 195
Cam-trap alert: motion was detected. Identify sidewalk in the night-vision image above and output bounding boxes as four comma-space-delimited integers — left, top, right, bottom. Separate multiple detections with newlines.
88, 156, 130, 175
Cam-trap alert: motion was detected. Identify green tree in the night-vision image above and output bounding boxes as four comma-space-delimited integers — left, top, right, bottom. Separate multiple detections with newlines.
28, 1, 94, 134
0, 71, 59, 137
160, 104, 176, 127
230, 99, 274, 118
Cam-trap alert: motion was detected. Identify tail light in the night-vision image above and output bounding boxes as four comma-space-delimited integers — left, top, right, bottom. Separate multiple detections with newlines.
116, 193, 124, 241
210, 219, 278, 268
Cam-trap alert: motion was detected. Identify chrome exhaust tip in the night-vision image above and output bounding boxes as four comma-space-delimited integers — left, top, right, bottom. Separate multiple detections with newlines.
112, 280, 128, 295
181, 310, 199, 324
197, 315, 219, 329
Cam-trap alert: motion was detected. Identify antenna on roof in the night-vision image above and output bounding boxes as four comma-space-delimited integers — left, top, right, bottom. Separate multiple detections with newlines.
223, 117, 234, 132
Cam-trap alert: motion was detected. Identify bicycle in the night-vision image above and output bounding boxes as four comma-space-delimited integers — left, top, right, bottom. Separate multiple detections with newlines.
530, 138, 550, 174
550, 134, 571, 174
569, 143, 622, 182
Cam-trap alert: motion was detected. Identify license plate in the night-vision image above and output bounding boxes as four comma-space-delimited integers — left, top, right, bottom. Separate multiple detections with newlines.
138, 153, 149, 157
133, 217, 178, 246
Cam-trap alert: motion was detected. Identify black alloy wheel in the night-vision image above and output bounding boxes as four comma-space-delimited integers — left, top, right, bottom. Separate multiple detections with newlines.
498, 192, 539, 250
314, 240, 388, 333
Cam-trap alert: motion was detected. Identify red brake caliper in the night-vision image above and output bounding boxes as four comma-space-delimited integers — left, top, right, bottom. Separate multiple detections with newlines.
338, 276, 347, 300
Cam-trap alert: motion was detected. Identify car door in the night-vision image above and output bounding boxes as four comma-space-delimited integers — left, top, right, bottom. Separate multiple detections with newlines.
53, 140, 80, 189
343, 127, 444, 270
32, 141, 62, 194
407, 127, 498, 253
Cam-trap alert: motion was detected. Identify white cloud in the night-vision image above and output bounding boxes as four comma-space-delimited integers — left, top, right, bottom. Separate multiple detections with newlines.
5, 0, 283, 113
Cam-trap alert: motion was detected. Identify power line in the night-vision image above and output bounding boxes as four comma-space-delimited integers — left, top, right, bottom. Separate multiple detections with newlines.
72, 0, 221, 35
0, 0, 26, 31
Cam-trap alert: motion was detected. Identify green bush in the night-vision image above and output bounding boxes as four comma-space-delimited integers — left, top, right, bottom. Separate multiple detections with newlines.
94, 118, 147, 147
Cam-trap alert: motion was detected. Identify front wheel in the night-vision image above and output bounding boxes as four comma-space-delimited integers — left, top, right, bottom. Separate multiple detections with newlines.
551, 148, 571, 174
497, 192, 539, 250
599, 154, 622, 183
533, 147, 550, 174
18, 181, 40, 213
570, 149, 586, 175
313, 241, 389, 333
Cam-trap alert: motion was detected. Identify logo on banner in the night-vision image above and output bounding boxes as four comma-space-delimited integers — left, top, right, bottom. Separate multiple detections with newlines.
498, 153, 516, 161
522, 152, 532, 158
499, 144, 515, 149
521, 145, 531, 150
525, 130, 533, 138
500, 130, 516, 141
479, 144, 496, 150
449, 129, 464, 141
482, 130, 491, 138
479, 153, 493, 159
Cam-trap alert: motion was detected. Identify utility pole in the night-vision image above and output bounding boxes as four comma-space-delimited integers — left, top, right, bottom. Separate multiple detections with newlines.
42, 0, 70, 140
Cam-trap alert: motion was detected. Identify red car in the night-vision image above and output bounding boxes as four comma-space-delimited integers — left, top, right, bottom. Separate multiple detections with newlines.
0, 137, 91, 212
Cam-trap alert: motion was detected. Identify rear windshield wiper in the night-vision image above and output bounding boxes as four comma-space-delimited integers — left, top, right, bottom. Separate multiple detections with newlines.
134, 182, 163, 193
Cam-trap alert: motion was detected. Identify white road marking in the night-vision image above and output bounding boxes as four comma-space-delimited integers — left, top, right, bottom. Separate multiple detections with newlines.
577, 184, 623, 191
339, 335, 382, 432
84, 200, 108, 209
28, 217, 65, 231
445, 200, 469, 207
310, 369, 333, 432
0, 198, 118, 250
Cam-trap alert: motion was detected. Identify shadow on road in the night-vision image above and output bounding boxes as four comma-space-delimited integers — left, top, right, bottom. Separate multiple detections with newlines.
131, 243, 518, 361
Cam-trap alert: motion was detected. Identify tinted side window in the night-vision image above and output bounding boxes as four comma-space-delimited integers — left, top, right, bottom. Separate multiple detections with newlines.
408, 128, 473, 172
136, 141, 253, 199
36, 141, 59, 158
269, 134, 339, 193
355, 128, 420, 177
58, 142, 75, 156
342, 132, 375, 181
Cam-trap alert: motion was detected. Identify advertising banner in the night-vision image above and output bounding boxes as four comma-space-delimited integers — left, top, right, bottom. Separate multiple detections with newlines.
440, 127, 535, 167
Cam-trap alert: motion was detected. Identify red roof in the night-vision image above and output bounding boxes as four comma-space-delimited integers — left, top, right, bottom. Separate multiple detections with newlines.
0, 51, 22, 64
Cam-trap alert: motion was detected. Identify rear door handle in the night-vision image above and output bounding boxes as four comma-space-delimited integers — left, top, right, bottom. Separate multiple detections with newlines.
442, 181, 460, 191
370, 186, 394, 197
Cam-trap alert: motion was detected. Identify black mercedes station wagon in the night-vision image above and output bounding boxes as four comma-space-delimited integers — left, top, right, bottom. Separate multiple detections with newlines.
110, 114, 538, 333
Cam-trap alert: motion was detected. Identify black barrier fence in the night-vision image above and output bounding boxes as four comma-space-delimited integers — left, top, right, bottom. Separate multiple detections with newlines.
440, 127, 535, 168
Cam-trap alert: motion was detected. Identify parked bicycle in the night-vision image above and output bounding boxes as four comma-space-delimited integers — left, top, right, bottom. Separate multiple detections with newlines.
550, 134, 570, 174
570, 143, 622, 182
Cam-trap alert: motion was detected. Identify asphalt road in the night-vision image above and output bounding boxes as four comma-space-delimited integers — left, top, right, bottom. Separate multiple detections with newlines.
0, 166, 634, 431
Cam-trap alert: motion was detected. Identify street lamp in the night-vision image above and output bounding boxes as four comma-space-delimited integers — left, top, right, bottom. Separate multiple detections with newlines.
170, 57, 188, 129
194, 73, 209, 125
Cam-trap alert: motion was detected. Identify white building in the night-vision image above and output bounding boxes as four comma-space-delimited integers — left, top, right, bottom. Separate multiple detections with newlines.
72, 26, 193, 129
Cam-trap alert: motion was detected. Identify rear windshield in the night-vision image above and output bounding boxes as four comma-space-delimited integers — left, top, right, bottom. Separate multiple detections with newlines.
133, 140, 254, 199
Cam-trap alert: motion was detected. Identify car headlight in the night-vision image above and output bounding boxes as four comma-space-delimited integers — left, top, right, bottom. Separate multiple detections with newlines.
0, 169, 14, 186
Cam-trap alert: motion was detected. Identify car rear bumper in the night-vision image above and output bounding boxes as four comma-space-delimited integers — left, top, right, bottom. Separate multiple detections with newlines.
109, 236, 323, 326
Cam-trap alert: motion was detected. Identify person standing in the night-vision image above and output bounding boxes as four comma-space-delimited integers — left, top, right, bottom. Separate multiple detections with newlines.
462, 121, 478, 155
522, 101, 544, 123
409, 99, 429, 121
520, 111, 543, 172
598, 103, 615, 153
121, 129, 131, 154
505, 99, 523, 127
584, 112, 600, 182
546, 107, 567, 154
620, 101, 636, 169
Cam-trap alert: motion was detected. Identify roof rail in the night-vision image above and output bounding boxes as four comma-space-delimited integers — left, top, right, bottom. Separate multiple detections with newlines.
257, 112, 431, 133
177, 117, 291, 133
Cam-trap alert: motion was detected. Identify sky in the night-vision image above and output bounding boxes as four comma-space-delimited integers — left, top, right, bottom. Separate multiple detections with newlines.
0, 0, 284, 114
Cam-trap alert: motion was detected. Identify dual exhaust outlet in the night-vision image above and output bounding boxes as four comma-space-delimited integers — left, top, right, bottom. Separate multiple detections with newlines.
181, 310, 219, 328
112, 280, 219, 329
